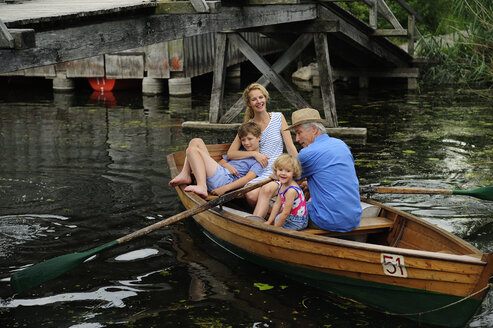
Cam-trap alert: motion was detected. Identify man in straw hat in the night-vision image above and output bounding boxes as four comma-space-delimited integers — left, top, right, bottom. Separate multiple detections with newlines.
253, 108, 361, 232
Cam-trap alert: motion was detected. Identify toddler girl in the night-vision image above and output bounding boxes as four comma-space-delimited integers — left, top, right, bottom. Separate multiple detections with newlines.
265, 154, 308, 230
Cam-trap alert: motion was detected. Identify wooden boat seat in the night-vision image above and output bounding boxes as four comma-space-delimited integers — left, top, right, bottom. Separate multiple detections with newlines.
302, 216, 394, 237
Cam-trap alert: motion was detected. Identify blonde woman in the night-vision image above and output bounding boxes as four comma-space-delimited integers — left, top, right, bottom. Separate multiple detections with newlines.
226, 83, 297, 207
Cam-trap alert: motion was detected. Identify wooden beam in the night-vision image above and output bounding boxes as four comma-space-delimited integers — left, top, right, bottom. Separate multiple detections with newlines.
314, 33, 337, 127
182, 121, 367, 137
219, 33, 313, 124
361, 0, 403, 30
190, 0, 210, 13
333, 67, 419, 78
156, 1, 219, 14
318, 5, 409, 66
242, 19, 339, 34
227, 32, 311, 111
209, 33, 228, 123
368, 0, 378, 30
372, 29, 407, 37
375, 0, 404, 30
9, 29, 36, 49
0, 18, 14, 49
393, 0, 423, 22
407, 14, 415, 56
0, 4, 317, 74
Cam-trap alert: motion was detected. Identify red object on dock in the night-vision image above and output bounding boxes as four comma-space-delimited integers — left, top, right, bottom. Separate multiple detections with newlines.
88, 77, 140, 92
88, 77, 116, 92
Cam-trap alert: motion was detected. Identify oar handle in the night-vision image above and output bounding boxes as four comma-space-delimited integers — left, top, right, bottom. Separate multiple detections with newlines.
117, 178, 273, 244
360, 186, 452, 195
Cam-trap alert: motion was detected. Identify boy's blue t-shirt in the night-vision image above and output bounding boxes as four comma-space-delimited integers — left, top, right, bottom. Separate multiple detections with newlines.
222, 151, 264, 178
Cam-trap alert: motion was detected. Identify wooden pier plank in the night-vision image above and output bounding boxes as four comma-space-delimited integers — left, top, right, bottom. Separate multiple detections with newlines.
0, 0, 155, 25
0, 4, 318, 74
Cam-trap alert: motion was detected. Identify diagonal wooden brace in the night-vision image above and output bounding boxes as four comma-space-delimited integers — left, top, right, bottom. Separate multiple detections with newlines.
220, 32, 311, 123
219, 33, 313, 124
0, 18, 15, 49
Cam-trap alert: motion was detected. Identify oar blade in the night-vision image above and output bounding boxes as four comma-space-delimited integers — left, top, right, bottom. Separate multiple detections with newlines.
453, 186, 493, 201
11, 241, 118, 294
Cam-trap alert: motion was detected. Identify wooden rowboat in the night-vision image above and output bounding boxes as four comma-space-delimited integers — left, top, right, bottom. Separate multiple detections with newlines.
167, 144, 493, 327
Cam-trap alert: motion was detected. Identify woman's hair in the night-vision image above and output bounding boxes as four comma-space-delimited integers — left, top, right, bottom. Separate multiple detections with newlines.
242, 83, 269, 122
272, 153, 302, 180
237, 121, 261, 138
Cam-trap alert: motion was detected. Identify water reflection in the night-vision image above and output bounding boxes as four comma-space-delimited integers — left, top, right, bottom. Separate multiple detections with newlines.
0, 82, 492, 327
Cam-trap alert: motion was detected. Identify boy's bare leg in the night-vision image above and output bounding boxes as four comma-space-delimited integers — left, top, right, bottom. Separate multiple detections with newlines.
168, 138, 210, 187
169, 158, 192, 187
184, 140, 219, 198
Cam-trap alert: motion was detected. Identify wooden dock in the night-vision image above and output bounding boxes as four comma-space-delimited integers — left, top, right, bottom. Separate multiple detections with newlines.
0, 0, 424, 133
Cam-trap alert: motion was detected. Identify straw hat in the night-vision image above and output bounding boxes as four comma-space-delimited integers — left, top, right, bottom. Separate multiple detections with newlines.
285, 108, 329, 130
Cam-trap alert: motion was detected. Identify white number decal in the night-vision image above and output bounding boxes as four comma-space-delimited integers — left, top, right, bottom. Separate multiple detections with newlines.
381, 253, 408, 278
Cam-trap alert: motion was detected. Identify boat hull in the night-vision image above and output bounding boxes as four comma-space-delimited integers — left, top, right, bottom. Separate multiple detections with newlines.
167, 144, 493, 328
200, 225, 481, 328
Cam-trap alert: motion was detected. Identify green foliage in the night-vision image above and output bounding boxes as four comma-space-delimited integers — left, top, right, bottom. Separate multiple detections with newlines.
418, 0, 492, 86
336, 0, 491, 86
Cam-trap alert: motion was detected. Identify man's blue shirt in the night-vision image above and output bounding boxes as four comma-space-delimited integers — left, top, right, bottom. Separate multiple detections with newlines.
299, 134, 362, 232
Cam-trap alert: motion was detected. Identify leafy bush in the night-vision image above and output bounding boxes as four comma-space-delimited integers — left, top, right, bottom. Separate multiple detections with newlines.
418, 0, 492, 86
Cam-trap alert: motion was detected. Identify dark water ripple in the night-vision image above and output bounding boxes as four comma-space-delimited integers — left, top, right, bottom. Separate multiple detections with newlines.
0, 84, 492, 327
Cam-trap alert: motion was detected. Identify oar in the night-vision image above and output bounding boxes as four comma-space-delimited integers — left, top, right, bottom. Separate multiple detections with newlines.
360, 185, 493, 201
10, 178, 273, 294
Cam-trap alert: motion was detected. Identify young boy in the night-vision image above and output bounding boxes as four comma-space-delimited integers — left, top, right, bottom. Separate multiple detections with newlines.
168, 122, 264, 198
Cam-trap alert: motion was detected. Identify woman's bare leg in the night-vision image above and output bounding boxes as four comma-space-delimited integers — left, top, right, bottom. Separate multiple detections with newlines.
252, 181, 278, 218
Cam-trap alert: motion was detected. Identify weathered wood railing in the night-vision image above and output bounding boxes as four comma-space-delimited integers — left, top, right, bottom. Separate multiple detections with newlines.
319, 0, 422, 55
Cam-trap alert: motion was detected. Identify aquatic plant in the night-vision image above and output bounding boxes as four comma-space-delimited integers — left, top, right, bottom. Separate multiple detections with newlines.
418, 0, 492, 87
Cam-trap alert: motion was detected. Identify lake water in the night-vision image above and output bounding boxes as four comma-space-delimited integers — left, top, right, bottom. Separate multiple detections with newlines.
0, 77, 492, 327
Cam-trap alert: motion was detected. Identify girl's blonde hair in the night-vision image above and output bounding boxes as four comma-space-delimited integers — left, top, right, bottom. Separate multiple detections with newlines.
242, 83, 269, 122
272, 154, 302, 180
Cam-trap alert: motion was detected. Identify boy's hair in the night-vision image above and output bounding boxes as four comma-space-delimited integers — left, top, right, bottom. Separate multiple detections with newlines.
272, 154, 302, 179
242, 83, 269, 122
238, 121, 261, 138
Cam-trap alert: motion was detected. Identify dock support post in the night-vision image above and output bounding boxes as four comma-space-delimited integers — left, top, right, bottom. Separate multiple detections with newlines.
168, 76, 192, 96
209, 32, 228, 123
314, 33, 338, 127
227, 64, 241, 79
52, 72, 75, 92
359, 76, 369, 89
407, 15, 416, 56
142, 77, 164, 95
407, 77, 417, 90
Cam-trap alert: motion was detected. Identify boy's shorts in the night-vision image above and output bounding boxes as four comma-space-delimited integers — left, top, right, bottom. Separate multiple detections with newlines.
206, 165, 236, 191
